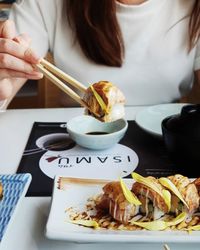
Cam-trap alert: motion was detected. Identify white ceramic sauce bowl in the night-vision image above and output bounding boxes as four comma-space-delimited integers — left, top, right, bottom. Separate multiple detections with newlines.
66, 115, 128, 150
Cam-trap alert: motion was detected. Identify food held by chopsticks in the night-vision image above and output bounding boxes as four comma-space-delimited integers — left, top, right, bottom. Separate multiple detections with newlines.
0, 181, 3, 200
68, 173, 200, 231
37, 60, 125, 122
83, 81, 125, 122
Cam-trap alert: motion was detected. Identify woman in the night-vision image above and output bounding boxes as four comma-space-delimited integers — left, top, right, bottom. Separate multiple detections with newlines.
0, 0, 200, 108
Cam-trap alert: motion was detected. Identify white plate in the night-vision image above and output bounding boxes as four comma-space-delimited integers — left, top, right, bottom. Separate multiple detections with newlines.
0, 174, 32, 244
46, 176, 200, 243
135, 103, 187, 137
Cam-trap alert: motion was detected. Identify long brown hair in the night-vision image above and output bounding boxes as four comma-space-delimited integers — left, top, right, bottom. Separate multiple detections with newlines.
66, 0, 200, 67
189, 0, 200, 50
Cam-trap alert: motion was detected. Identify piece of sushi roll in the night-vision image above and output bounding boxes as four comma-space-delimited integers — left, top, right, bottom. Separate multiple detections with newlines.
96, 181, 141, 224
131, 173, 171, 220
159, 174, 199, 215
83, 81, 125, 122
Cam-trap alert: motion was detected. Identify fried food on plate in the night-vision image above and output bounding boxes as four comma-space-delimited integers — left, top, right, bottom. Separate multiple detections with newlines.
68, 173, 200, 231
96, 181, 140, 224
131, 173, 171, 220
160, 174, 199, 214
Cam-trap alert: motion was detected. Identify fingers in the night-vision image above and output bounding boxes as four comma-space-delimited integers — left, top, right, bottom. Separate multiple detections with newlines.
0, 20, 16, 39
0, 20, 40, 63
0, 20, 42, 80
0, 38, 40, 63
0, 69, 43, 80
0, 53, 42, 74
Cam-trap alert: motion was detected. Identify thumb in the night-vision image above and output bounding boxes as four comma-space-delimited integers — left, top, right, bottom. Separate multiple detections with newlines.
0, 20, 16, 39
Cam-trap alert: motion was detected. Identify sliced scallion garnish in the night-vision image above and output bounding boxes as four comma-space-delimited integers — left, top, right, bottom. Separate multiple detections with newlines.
90, 85, 108, 114
120, 178, 141, 205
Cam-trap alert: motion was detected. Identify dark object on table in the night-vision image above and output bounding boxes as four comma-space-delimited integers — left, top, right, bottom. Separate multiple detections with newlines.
162, 104, 200, 167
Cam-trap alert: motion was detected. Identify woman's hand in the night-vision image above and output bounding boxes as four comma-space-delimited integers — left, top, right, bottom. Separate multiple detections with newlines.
0, 20, 43, 101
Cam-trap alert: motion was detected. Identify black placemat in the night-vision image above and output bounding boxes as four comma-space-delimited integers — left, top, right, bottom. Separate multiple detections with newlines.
17, 121, 198, 196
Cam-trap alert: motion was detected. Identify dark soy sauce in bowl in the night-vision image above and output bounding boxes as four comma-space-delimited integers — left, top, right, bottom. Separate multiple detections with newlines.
86, 132, 109, 135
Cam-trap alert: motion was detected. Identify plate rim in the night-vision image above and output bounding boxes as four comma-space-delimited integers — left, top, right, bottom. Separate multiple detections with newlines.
135, 103, 187, 137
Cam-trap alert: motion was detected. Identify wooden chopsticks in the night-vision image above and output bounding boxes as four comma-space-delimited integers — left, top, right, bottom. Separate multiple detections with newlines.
36, 59, 87, 108
36, 59, 101, 118
40, 59, 87, 93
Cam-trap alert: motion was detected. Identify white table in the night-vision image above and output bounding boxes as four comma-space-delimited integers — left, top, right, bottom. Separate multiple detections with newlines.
0, 107, 199, 250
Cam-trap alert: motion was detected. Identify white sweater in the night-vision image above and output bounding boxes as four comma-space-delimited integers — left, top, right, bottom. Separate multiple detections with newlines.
9, 0, 200, 106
